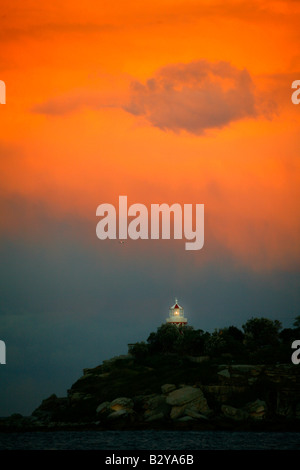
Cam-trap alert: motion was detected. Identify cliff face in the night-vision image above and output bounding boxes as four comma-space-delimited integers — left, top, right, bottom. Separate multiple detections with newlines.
2, 355, 300, 431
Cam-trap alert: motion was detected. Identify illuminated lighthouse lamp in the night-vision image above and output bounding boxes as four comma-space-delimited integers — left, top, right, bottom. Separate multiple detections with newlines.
166, 298, 187, 327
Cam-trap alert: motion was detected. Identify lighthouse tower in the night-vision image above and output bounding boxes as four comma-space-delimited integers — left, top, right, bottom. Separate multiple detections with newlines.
166, 298, 187, 327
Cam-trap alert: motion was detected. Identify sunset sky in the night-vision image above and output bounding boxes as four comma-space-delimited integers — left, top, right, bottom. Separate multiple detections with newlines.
0, 0, 300, 416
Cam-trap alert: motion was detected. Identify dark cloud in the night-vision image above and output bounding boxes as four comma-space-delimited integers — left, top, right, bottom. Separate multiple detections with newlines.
124, 60, 258, 134
0, 224, 299, 415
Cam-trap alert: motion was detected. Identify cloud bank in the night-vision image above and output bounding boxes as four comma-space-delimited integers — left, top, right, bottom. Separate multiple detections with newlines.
32, 60, 269, 135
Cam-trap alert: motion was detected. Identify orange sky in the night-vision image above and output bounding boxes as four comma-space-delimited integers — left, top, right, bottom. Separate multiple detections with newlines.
0, 0, 300, 270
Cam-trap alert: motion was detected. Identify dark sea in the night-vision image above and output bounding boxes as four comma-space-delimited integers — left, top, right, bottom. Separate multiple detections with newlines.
0, 430, 299, 450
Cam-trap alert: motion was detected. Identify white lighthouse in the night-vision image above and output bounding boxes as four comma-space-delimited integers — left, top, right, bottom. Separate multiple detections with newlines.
166, 298, 187, 327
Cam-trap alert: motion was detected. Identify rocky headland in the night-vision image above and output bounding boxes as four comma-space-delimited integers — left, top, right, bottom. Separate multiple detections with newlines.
1, 353, 300, 432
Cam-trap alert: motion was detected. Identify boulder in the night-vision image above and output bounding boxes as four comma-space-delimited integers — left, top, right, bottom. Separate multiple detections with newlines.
245, 399, 267, 420
169, 389, 211, 420
185, 396, 211, 416
221, 405, 248, 421
96, 401, 110, 414
145, 412, 165, 422
107, 409, 129, 420
110, 397, 134, 411
202, 385, 246, 404
161, 384, 177, 394
170, 405, 186, 420
218, 369, 230, 379
144, 394, 166, 410
185, 409, 209, 420
166, 386, 203, 406
177, 416, 195, 422
143, 394, 170, 420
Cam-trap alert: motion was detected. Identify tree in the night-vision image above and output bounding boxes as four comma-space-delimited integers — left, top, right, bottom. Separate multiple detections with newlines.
204, 326, 245, 359
227, 326, 244, 342
242, 317, 282, 350
129, 341, 149, 362
242, 317, 282, 363
293, 316, 300, 329
175, 327, 207, 356
147, 323, 181, 353
279, 328, 298, 343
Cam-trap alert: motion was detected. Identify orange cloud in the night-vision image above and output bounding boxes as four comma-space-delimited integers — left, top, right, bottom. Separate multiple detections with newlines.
32, 60, 281, 136
124, 61, 259, 134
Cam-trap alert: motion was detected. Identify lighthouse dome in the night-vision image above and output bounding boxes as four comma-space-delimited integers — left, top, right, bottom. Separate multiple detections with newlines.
166, 298, 187, 326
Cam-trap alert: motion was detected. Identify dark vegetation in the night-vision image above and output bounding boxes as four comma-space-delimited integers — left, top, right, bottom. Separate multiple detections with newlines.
129, 315, 300, 366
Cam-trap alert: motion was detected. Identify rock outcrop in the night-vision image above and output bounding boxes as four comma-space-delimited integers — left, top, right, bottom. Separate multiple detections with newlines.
1, 356, 300, 431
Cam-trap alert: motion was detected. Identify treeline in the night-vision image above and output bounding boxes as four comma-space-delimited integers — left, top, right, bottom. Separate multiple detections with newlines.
129, 316, 300, 364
